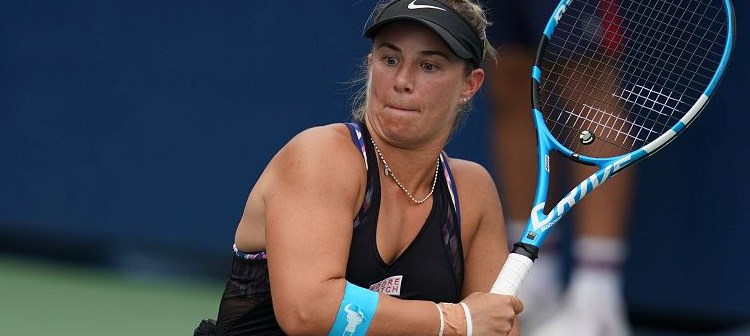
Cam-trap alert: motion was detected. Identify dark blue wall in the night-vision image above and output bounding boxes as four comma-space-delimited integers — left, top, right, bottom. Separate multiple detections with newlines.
621, 2, 749, 323
0, 1, 373, 251
1, 0, 747, 326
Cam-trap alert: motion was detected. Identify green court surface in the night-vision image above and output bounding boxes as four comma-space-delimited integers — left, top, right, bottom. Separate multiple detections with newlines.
0, 254, 223, 336
5, 253, 749, 336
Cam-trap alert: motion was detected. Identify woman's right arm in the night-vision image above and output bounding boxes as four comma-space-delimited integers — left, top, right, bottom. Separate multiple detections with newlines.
262, 126, 358, 334
261, 125, 440, 335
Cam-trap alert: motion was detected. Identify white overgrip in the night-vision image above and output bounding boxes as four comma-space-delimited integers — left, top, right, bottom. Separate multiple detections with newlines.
490, 253, 534, 295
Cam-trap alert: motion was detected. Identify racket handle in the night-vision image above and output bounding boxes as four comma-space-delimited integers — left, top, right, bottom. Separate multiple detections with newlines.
490, 252, 534, 295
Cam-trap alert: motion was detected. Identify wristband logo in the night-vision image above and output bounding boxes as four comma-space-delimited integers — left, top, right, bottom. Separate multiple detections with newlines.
343, 304, 365, 335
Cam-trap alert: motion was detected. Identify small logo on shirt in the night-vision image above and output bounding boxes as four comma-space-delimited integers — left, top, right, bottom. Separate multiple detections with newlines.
369, 275, 403, 296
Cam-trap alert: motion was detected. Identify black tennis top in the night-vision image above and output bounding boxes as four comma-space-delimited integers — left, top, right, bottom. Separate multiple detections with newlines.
344, 122, 464, 303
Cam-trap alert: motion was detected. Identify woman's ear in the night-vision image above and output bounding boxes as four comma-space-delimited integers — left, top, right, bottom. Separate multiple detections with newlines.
462, 67, 485, 101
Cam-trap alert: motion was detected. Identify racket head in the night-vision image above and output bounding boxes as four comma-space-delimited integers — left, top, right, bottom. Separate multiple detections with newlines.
521, 0, 735, 247
536, 0, 734, 162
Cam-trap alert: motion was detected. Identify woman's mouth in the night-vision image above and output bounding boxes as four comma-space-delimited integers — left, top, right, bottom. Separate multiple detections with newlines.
386, 105, 419, 113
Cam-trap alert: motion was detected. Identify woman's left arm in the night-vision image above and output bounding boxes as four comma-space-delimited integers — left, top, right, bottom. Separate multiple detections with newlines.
452, 159, 522, 336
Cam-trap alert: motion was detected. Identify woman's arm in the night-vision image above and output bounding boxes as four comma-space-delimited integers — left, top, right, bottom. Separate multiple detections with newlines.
452, 159, 523, 336
262, 125, 441, 335
455, 160, 508, 295
263, 125, 363, 334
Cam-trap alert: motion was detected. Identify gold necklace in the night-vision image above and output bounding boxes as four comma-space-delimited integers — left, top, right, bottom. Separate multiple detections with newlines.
370, 137, 440, 204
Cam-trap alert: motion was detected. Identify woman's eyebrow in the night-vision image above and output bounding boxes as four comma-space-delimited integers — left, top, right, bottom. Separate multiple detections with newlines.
376, 42, 450, 60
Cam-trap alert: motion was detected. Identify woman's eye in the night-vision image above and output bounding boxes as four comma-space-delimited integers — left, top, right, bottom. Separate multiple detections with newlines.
384, 56, 398, 66
421, 63, 438, 72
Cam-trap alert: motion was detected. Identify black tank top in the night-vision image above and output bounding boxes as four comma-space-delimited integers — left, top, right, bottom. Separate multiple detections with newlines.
344, 123, 464, 303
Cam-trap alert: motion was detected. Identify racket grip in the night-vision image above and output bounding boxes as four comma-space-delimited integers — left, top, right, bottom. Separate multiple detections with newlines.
490, 252, 534, 295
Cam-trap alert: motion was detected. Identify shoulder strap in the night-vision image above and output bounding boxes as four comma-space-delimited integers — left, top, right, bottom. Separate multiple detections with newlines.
345, 122, 368, 171
439, 151, 464, 289
440, 152, 461, 221
345, 122, 372, 228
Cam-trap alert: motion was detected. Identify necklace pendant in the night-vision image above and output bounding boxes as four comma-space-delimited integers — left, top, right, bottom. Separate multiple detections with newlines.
384, 166, 392, 177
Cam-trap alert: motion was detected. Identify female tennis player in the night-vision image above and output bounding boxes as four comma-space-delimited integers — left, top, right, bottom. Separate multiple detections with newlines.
196, 1, 523, 335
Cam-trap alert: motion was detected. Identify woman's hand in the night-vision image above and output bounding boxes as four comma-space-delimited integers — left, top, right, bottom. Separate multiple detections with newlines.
460, 292, 523, 335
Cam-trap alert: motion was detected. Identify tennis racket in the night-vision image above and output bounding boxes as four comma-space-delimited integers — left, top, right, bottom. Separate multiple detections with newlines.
490, 0, 735, 295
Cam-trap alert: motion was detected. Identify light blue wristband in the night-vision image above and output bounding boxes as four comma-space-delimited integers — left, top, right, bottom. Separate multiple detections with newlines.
328, 281, 379, 336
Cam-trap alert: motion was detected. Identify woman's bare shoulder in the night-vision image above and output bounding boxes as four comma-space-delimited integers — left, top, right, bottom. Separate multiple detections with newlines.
443, 156, 495, 189
443, 156, 502, 229
262, 123, 367, 206
283, 123, 359, 157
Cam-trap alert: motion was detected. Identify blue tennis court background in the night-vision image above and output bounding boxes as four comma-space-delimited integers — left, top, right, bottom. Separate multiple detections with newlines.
1, 0, 747, 330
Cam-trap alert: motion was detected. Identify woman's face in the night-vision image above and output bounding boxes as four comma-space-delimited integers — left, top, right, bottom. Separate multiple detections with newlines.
367, 21, 483, 147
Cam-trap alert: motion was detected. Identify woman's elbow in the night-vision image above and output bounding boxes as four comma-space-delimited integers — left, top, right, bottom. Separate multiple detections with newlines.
275, 298, 334, 335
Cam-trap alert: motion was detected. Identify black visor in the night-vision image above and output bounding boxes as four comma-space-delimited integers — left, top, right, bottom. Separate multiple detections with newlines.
363, 0, 484, 67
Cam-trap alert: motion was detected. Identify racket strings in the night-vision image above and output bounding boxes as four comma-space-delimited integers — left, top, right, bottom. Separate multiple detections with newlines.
538, 0, 728, 158
547, 0, 726, 151
618, 0, 722, 105
609, 0, 690, 145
